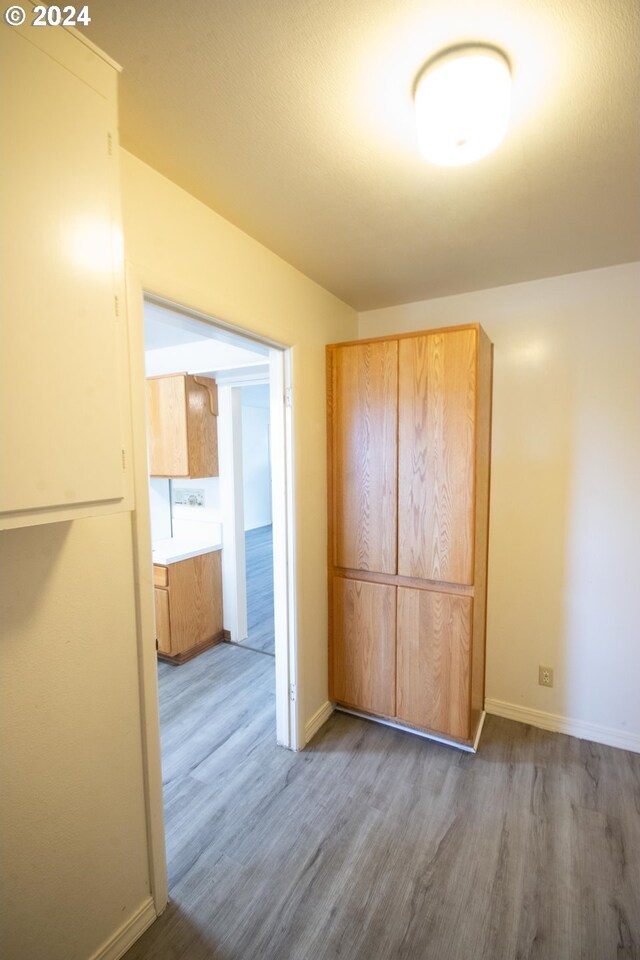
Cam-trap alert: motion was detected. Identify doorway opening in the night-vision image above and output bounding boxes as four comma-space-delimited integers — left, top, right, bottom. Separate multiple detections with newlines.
143, 293, 295, 714
140, 293, 297, 894
238, 384, 275, 656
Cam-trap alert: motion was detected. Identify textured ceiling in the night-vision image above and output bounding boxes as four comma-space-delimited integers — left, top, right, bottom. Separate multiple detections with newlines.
87, 0, 640, 309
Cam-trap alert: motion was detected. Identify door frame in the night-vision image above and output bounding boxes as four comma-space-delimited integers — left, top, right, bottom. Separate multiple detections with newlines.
125, 268, 299, 915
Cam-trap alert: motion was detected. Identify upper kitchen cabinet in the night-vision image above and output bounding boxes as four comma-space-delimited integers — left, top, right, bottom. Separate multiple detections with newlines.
0, 20, 132, 529
146, 374, 219, 478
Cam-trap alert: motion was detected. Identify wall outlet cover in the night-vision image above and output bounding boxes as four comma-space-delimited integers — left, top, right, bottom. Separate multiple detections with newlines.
538, 665, 554, 688
173, 487, 205, 507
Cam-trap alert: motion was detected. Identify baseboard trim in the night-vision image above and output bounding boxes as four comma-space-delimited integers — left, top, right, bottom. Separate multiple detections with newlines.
485, 698, 640, 754
304, 700, 334, 744
89, 896, 157, 960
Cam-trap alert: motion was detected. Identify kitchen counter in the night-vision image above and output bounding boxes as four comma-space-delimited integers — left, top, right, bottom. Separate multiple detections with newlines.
152, 536, 222, 566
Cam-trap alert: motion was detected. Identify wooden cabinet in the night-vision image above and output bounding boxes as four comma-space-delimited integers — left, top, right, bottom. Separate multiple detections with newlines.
146, 374, 218, 478
331, 577, 396, 717
154, 587, 172, 657
327, 325, 493, 748
396, 588, 473, 740
0, 18, 132, 528
330, 341, 398, 573
398, 330, 476, 584
153, 551, 224, 663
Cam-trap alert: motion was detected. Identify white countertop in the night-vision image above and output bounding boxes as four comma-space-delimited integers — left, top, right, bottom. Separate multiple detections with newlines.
152, 537, 222, 566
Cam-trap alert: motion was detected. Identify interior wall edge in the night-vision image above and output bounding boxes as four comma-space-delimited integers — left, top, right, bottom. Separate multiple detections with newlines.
304, 700, 335, 746
86, 896, 157, 960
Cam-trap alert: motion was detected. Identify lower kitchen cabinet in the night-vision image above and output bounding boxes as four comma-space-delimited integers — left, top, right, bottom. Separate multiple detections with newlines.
153, 551, 223, 664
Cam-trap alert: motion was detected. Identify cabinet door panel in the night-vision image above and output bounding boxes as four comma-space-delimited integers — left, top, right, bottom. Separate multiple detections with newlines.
331, 342, 397, 574
154, 588, 171, 655
146, 376, 189, 477
331, 577, 396, 716
397, 588, 472, 740
168, 552, 222, 657
398, 331, 476, 584
186, 377, 219, 478
0, 26, 125, 515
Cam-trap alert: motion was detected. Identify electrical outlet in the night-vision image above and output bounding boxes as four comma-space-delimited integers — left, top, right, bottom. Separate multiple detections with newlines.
538, 665, 554, 688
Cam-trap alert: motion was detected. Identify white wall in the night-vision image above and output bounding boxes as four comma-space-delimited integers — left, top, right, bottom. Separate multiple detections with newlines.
242, 386, 272, 531
149, 477, 171, 540
359, 262, 640, 749
171, 478, 222, 542
148, 476, 222, 543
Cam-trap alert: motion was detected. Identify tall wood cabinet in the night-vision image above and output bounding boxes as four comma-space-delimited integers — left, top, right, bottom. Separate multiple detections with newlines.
327, 325, 493, 748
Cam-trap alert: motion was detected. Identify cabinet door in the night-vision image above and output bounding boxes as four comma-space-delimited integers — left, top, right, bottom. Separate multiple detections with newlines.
167, 552, 222, 657
330, 341, 397, 574
186, 377, 219, 478
146, 376, 190, 477
0, 24, 127, 521
396, 588, 472, 740
154, 588, 172, 655
146, 375, 218, 478
398, 331, 476, 584
331, 577, 396, 716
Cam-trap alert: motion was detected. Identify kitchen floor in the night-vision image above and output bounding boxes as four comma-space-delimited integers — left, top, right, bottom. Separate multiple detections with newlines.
243, 524, 274, 656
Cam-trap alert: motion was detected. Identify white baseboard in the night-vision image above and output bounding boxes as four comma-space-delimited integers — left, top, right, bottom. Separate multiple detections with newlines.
485, 698, 640, 754
304, 700, 334, 744
89, 896, 157, 960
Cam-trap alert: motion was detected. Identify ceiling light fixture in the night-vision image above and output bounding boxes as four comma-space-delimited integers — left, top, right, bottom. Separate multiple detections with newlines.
414, 45, 511, 166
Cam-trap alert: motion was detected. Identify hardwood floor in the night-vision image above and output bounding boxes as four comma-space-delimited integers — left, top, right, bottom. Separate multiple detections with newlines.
135, 643, 640, 960
241, 524, 274, 656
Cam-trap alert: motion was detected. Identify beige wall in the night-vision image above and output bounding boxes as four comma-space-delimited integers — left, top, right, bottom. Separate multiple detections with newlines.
0, 514, 150, 960
359, 262, 640, 747
1, 150, 356, 960
120, 150, 358, 727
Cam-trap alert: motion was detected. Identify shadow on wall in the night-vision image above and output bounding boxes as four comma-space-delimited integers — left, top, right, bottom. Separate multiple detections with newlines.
487, 332, 571, 716
487, 299, 640, 736
1, 521, 72, 633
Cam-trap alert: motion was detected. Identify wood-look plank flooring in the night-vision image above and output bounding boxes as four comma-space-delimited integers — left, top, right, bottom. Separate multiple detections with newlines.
133, 643, 640, 960
240, 524, 274, 656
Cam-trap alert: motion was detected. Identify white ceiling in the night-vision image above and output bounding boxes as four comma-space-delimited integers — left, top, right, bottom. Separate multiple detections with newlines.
144, 301, 212, 350
144, 300, 269, 355
88, 0, 640, 309
144, 300, 269, 381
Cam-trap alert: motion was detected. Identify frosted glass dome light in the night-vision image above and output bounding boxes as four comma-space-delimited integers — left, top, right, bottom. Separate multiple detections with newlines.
414, 46, 511, 166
